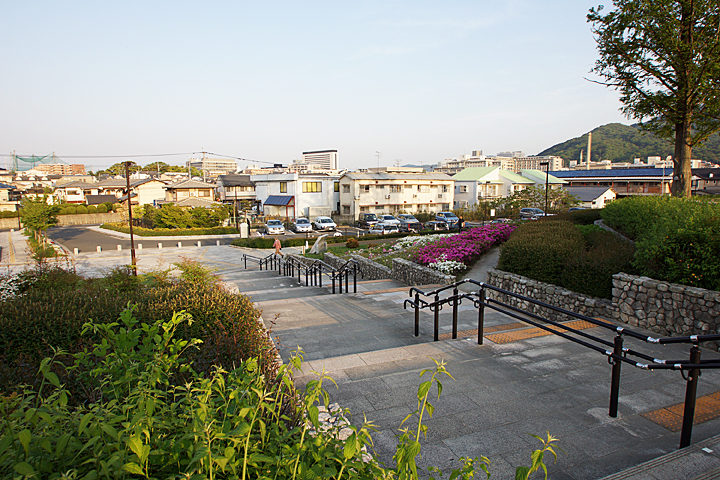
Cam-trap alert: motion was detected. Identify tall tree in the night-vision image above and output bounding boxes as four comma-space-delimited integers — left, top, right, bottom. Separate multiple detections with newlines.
588, 0, 720, 196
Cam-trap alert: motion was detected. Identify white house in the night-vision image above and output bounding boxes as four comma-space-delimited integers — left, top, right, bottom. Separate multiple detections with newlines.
563, 186, 616, 209
452, 167, 534, 208
251, 172, 341, 219
338, 168, 454, 221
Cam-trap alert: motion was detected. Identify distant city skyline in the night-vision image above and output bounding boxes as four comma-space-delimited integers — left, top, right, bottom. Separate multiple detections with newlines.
1, 1, 628, 172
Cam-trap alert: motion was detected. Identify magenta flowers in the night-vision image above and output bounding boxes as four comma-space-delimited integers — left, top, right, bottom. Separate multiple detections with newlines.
413, 224, 516, 267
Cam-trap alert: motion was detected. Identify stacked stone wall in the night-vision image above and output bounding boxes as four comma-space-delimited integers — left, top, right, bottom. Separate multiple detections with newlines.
614, 273, 720, 351
486, 268, 617, 324
324, 252, 391, 280
392, 258, 456, 286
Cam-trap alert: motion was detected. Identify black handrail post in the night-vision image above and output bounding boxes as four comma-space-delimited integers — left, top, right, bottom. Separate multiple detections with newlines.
353, 264, 357, 293
414, 292, 420, 337
345, 269, 349, 293
609, 333, 624, 418
680, 345, 702, 448
243, 255, 247, 269
452, 287, 458, 339
477, 286, 486, 345
433, 294, 440, 341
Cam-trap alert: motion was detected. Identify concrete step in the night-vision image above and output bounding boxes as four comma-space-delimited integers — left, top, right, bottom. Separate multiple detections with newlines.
598, 433, 720, 480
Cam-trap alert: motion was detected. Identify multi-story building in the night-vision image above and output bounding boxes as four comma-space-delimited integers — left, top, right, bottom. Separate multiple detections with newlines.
551, 168, 672, 197
216, 174, 256, 203
188, 155, 238, 177
435, 153, 563, 174
36, 163, 86, 175
301, 150, 339, 170
338, 167, 454, 221
251, 172, 341, 219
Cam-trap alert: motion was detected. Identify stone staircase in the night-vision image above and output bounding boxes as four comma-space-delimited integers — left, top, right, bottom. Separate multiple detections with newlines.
218, 259, 720, 480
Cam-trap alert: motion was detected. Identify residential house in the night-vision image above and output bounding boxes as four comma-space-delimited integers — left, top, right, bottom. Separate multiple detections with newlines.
216, 175, 256, 203
53, 181, 100, 204
338, 167, 454, 221
98, 178, 168, 206
452, 167, 535, 209
691, 168, 720, 195
163, 179, 217, 207
251, 172, 341, 219
563, 186, 616, 209
0, 183, 19, 212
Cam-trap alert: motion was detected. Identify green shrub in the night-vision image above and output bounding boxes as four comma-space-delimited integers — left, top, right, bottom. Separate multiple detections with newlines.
0, 266, 274, 400
498, 220, 585, 286
554, 208, 603, 225
101, 223, 238, 236
63, 205, 77, 215
346, 237, 360, 248
602, 196, 720, 290
96, 203, 108, 213
86, 204, 98, 214
75, 205, 88, 214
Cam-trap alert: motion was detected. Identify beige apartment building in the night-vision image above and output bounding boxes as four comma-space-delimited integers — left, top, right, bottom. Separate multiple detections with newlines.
338, 167, 454, 221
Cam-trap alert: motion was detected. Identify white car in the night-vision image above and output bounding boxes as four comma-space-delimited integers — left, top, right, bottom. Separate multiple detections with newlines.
313, 216, 337, 231
293, 217, 313, 233
264, 219, 285, 235
369, 222, 399, 235
379, 214, 400, 225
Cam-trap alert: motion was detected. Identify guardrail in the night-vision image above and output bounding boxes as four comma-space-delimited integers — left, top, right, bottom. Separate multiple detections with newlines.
403, 278, 720, 449
241, 253, 362, 294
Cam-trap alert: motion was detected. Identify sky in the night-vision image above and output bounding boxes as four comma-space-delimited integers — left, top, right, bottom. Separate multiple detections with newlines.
1, 1, 629, 172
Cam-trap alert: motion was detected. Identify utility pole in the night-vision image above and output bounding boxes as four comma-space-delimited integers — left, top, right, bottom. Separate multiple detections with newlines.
125, 161, 137, 275
541, 161, 550, 215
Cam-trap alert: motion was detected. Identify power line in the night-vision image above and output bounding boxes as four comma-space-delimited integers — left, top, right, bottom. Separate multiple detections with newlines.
0, 151, 280, 166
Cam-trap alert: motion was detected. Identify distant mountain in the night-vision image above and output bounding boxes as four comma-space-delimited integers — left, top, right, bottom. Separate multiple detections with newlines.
537, 123, 720, 165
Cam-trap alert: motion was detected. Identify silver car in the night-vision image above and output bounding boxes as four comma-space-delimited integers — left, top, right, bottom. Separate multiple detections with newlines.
293, 217, 313, 233
265, 219, 285, 235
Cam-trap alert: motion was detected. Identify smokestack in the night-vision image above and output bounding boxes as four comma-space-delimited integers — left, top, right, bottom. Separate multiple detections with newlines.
586, 132, 592, 170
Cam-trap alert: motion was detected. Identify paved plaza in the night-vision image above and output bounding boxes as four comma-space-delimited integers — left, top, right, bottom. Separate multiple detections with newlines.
3, 225, 720, 479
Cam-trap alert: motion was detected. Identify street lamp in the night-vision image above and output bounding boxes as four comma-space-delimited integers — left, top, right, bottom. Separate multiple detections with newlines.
484, 181, 490, 224
540, 162, 550, 216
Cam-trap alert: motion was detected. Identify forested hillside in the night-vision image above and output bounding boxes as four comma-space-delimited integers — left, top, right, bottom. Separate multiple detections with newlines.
538, 123, 720, 165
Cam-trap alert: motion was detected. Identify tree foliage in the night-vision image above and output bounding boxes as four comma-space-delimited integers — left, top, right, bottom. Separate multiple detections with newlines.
479, 186, 579, 219
20, 195, 60, 236
588, 0, 720, 196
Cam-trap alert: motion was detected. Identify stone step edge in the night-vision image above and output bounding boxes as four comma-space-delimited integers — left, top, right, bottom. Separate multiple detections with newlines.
290, 337, 480, 382
598, 433, 720, 480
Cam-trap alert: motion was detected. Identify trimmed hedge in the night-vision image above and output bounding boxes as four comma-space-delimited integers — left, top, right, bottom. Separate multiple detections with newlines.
602, 196, 720, 290
498, 220, 636, 299
101, 223, 239, 236
553, 208, 603, 225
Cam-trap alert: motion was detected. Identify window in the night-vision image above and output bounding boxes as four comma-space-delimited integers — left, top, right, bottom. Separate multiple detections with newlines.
375, 184, 385, 189
442, 185, 448, 193
460, 185, 468, 193
302, 182, 322, 193
360, 206, 369, 212
374, 205, 384, 211
280, 182, 287, 193
334, 182, 340, 192
342, 205, 350, 214
418, 185, 429, 193
343, 184, 350, 193
362, 185, 370, 193
199, 190, 210, 197
389, 185, 402, 193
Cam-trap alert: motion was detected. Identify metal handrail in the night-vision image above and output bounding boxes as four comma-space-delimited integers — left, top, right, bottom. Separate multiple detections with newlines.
403, 278, 720, 449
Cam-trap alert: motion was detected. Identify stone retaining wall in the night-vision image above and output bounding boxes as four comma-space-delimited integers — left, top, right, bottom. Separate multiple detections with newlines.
486, 268, 720, 351
486, 268, 617, 323
392, 258, 456, 286
614, 273, 720, 351
324, 252, 391, 280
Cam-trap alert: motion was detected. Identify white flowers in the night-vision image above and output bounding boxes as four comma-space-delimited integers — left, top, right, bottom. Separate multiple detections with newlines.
426, 254, 467, 275
0, 274, 20, 302
389, 234, 454, 251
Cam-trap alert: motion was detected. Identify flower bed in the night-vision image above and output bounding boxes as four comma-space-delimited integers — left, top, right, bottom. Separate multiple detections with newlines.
413, 224, 516, 274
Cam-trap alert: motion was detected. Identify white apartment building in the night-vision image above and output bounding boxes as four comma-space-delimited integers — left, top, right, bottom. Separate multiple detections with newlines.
301, 150, 339, 170
436, 153, 563, 175
188, 156, 238, 177
338, 168, 454, 220
452, 167, 533, 209
251, 172, 341, 219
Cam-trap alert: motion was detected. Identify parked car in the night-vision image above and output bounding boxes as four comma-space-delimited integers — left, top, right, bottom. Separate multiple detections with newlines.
369, 222, 400, 235
265, 219, 285, 235
435, 211, 459, 227
292, 217, 313, 233
397, 214, 423, 232
519, 208, 545, 220
313, 216, 337, 231
424, 220, 449, 231
568, 207, 586, 212
357, 213, 380, 229
378, 214, 400, 225
490, 218, 512, 224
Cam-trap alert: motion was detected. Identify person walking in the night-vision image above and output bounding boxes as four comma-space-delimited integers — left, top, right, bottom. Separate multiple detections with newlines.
459, 214, 465, 232
273, 237, 284, 257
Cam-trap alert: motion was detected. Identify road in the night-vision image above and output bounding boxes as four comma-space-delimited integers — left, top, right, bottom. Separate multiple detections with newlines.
47, 225, 366, 254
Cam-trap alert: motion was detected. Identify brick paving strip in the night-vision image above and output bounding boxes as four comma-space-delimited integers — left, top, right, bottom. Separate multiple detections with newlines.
643, 391, 720, 432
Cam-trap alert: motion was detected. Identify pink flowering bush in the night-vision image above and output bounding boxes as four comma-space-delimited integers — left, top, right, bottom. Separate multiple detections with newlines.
413, 224, 516, 268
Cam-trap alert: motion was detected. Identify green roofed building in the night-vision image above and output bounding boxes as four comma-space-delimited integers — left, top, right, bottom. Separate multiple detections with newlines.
453, 167, 537, 209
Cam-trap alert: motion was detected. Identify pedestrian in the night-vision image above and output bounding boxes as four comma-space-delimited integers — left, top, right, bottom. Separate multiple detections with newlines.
459, 214, 464, 232
273, 237, 284, 257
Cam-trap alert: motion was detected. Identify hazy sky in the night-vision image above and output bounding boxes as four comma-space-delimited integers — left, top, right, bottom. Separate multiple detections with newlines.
1, 1, 628, 171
